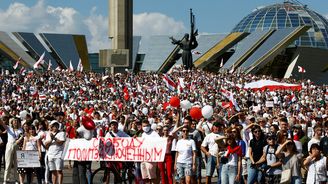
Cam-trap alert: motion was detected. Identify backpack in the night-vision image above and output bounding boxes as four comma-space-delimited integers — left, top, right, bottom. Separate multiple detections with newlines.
266, 144, 278, 161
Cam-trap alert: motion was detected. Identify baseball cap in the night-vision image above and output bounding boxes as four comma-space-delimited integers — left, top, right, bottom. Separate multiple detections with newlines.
213, 121, 225, 127
49, 120, 60, 127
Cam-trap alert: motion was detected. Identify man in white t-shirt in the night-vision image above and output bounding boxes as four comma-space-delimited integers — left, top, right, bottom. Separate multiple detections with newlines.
201, 121, 225, 184
45, 120, 66, 184
141, 119, 160, 183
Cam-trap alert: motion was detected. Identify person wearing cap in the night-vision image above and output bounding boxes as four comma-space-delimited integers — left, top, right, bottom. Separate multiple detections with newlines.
308, 125, 323, 152
303, 143, 328, 184
200, 121, 225, 184
255, 133, 282, 184
45, 120, 66, 184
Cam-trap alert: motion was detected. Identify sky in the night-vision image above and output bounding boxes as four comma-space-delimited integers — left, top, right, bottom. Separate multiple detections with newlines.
0, 0, 327, 52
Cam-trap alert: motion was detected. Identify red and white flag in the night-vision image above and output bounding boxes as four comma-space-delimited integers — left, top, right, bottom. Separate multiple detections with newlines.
220, 58, 224, 68
69, 60, 74, 72
19, 67, 26, 74
77, 58, 83, 72
297, 66, 306, 73
13, 57, 21, 69
220, 89, 240, 111
39, 94, 47, 101
192, 50, 202, 55
218, 101, 233, 109
33, 52, 45, 69
163, 74, 177, 91
48, 60, 52, 71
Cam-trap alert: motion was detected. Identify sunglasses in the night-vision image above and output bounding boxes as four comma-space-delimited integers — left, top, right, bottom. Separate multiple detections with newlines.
182, 130, 188, 132
253, 130, 260, 133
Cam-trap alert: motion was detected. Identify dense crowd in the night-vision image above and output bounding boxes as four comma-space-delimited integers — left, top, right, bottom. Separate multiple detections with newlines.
0, 66, 327, 184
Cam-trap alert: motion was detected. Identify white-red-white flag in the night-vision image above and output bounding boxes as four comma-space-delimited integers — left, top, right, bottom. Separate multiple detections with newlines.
220, 58, 224, 68
297, 66, 306, 73
220, 89, 240, 111
192, 50, 202, 55
69, 60, 74, 72
39, 94, 47, 101
13, 57, 21, 69
163, 74, 177, 91
33, 52, 45, 69
77, 58, 83, 72
48, 60, 52, 71
19, 67, 26, 74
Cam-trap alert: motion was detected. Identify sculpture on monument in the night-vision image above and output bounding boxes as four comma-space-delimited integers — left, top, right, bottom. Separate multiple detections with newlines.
170, 9, 198, 70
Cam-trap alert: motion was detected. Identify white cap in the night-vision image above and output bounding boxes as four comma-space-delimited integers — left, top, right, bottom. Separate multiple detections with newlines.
49, 120, 60, 127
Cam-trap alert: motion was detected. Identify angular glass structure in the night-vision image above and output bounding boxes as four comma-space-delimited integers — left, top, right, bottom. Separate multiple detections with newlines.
231, 1, 328, 49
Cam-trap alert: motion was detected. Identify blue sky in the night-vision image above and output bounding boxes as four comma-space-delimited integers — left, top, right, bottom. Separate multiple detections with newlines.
0, 0, 327, 51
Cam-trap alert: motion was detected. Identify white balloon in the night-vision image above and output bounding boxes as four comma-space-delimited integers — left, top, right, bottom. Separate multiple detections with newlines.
202, 105, 213, 119
19, 110, 28, 120
142, 107, 149, 115
180, 100, 192, 110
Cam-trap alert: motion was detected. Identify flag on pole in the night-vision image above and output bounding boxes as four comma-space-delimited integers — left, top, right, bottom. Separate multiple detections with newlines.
220, 58, 224, 68
192, 50, 202, 55
77, 58, 83, 72
19, 67, 26, 74
33, 52, 45, 69
13, 57, 21, 69
69, 60, 74, 72
48, 60, 52, 70
229, 64, 235, 74
297, 66, 306, 73
55, 66, 61, 71
163, 74, 177, 91
220, 89, 240, 111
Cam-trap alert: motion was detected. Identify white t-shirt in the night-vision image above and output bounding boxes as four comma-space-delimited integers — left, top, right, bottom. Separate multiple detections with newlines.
176, 139, 196, 164
25, 136, 38, 151
6, 127, 23, 144
37, 130, 47, 152
201, 132, 224, 156
46, 131, 66, 159
306, 156, 327, 184
142, 130, 159, 138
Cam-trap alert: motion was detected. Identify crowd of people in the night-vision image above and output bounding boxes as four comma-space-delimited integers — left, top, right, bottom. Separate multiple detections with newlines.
0, 66, 327, 184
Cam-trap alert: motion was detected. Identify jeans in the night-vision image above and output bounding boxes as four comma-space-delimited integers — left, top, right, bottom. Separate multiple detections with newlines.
72, 161, 92, 184
221, 164, 238, 184
206, 155, 218, 177
291, 176, 302, 184
247, 160, 263, 184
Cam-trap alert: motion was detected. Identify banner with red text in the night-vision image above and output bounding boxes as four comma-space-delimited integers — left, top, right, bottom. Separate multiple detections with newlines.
63, 137, 167, 162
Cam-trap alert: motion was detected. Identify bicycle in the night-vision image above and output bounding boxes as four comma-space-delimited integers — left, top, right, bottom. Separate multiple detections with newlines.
91, 161, 135, 184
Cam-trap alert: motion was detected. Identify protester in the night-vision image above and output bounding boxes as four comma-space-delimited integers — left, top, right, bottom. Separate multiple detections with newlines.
173, 126, 196, 184
1, 117, 23, 184
45, 120, 66, 184
303, 143, 327, 184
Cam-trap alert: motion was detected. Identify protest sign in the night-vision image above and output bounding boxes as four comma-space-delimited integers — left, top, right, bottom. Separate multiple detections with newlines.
17, 150, 40, 168
63, 137, 167, 162
265, 101, 274, 108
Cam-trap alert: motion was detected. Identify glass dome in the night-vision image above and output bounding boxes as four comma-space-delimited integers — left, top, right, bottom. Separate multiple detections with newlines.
231, 1, 328, 49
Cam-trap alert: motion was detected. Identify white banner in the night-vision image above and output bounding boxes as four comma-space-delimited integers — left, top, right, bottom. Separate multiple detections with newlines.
17, 150, 40, 168
265, 101, 274, 108
63, 137, 167, 162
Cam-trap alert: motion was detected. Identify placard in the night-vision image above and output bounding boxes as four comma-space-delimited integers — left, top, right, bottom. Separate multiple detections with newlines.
63, 137, 167, 162
265, 101, 274, 108
17, 150, 40, 168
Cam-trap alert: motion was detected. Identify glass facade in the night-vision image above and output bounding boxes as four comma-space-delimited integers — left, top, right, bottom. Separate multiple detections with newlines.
231, 2, 328, 49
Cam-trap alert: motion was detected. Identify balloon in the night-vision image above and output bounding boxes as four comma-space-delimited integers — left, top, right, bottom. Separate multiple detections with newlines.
19, 110, 29, 120
163, 102, 170, 111
180, 100, 192, 110
82, 116, 95, 130
202, 105, 214, 119
190, 107, 202, 120
142, 107, 148, 115
169, 96, 180, 107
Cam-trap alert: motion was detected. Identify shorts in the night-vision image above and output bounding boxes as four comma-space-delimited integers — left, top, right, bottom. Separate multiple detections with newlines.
176, 162, 193, 179
48, 157, 64, 171
140, 162, 157, 179
206, 155, 217, 177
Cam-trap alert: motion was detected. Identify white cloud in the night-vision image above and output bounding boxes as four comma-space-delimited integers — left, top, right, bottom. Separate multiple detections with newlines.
133, 12, 186, 36
0, 1, 186, 52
